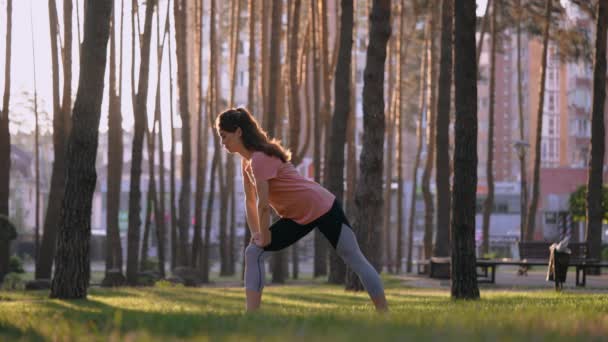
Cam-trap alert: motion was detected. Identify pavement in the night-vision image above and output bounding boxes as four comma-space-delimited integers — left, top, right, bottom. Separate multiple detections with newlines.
397, 265, 608, 292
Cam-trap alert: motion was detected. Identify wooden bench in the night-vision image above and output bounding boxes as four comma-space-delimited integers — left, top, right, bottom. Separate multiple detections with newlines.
477, 242, 608, 286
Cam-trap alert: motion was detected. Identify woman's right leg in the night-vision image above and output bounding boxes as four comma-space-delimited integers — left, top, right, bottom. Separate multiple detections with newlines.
333, 224, 388, 312
244, 218, 314, 311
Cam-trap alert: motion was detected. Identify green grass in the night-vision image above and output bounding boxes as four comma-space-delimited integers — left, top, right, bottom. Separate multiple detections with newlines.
1, 275, 607, 341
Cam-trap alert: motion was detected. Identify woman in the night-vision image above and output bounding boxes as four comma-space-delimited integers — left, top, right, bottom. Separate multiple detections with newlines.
216, 107, 388, 312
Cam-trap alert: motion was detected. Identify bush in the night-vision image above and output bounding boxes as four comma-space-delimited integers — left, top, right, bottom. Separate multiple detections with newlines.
140, 258, 159, 272
601, 247, 608, 261
9, 255, 25, 274
1, 272, 25, 291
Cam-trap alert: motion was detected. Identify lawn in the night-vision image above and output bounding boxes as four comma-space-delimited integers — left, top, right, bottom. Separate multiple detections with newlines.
1, 275, 607, 341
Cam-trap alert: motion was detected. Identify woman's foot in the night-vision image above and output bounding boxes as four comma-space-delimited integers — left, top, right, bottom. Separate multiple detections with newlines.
372, 294, 389, 313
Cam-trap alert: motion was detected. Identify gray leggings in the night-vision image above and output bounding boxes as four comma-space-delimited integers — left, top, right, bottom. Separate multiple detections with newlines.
244, 201, 384, 298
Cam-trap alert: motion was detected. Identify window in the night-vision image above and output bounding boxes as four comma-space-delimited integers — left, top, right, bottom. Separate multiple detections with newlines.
548, 94, 555, 111
549, 117, 554, 135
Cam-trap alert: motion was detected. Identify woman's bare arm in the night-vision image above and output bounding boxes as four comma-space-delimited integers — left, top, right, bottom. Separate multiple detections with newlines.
242, 160, 260, 235
254, 179, 271, 247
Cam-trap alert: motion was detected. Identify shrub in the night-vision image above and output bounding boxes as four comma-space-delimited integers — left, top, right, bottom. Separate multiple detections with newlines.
9, 255, 25, 274
1, 272, 25, 291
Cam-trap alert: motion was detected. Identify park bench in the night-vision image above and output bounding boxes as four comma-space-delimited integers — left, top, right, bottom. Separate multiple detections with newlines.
476, 241, 608, 286
416, 241, 608, 286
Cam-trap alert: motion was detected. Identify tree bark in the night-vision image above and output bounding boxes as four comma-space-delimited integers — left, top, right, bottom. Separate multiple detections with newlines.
346, 0, 390, 291
585, 0, 607, 264
192, 0, 207, 270
516, 0, 528, 243
167, 0, 178, 271
106, 1, 124, 274
175, 0, 191, 267
526, 0, 553, 242
126, 0, 157, 285
327, 0, 353, 284
0, 0, 12, 220
481, 0, 497, 256
395, 0, 407, 274
406, 29, 428, 274
36, 0, 68, 280
422, 8, 437, 261
267, 0, 286, 284
433, 0, 452, 258
312, 0, 327, 278
451, 0, 480, 300
50, 0, 112, 299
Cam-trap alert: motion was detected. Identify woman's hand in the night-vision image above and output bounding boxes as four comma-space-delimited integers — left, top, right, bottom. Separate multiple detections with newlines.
252, 230, 271, 248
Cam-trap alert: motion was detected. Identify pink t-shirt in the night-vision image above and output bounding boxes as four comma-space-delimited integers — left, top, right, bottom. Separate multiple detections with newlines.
243, 151, 335, 225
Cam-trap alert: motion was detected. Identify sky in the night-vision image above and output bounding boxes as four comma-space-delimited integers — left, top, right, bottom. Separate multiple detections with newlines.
0, 0, 488, 140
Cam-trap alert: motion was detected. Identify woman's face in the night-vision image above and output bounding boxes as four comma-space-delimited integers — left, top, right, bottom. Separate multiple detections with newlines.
218, 128, 242, 153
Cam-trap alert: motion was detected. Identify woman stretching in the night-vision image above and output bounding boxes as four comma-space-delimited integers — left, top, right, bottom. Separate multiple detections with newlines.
216, 107, 388, 312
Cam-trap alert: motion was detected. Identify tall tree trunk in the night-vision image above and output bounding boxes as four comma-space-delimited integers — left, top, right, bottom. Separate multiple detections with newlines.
516, 0, 528, 243
227, 0, 242, 277
50, 0, 112, 299
174, 0, 191, 266
433, 0, 452, 258
346, 0, 390, 291
422, 8, 437, 261
481, 0, 497, 256
382, 35, 396, 274
525, 0, 553, 242
126, 0, 157, 285
451, 0, 480, 300
267, 0, 286, 284
312, 0, 327, 278
200, 0, 219, 282
154, 0, 171, 278
327, 0, 353, 284
0, 0, 12, 221
192, 0, 207, 270
288, 0, 303, 280
106, 0, 125, 275
36, 0, 68, 280
406, 29, 428, 274
395, 0, 407, 274
243, 0, 256, 278
168, 0, 178, 271
585, 0, 607, 264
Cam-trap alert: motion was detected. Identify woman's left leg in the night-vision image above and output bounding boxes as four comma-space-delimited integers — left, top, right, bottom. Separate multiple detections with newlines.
244, 218, 315, 311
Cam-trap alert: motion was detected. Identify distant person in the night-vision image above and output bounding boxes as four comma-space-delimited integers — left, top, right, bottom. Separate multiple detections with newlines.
215, 107, 388, 312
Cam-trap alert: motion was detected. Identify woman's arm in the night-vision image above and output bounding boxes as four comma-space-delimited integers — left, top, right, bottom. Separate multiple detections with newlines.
242, 161, 260, 235
254, 179, 271, 247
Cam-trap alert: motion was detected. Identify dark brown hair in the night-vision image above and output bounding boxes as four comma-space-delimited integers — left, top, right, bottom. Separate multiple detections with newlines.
215, 107, 291, 163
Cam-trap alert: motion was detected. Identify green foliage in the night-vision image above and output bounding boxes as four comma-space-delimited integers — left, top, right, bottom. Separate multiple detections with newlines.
602, 247, 608, 262
140, 257, 159, 272
154, 279, 183, 289
0, 215, 17, 241
0, 273, 24, 291
568, 185, 608, 223
1, 279, 608, 340
8, 256, 24, 274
